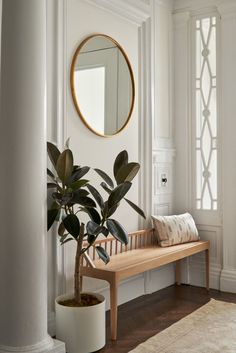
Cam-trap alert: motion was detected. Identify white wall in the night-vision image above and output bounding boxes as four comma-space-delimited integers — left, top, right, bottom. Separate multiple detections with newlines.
65, 0, 140, 295
45, 0, 175, 335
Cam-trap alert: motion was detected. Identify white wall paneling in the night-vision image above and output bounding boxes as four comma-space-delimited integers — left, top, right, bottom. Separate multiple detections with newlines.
173, 0, 236, 292
218, 1, 236, 293
46, 0, 174, 333
189, 225, 222, 289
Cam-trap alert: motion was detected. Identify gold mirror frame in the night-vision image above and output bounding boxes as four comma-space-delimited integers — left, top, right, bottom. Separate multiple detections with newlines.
70, 34, 135, 137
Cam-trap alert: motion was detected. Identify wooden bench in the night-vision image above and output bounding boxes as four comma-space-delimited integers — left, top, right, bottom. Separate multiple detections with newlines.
80, 229, 210, 340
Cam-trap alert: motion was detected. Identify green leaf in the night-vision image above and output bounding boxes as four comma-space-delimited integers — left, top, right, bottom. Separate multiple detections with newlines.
86, 221, 103, 236
87, 184, 104, 209
58, 222, 66, 237
73, 196, 96, 208
72, 189, 89, 200
70, 179, 89, 191
101, 227, 109, 237
94, 168, 114, 188
113, 150, 128, 181
124, 198, 146, 219
116, 163, 140, 184
107, 203, 119, 218
106, 219, 129, 245
108, 182, 131, 209
47, 142, 60, 169
47, 208, 59, 231
96, 246, 110, 264
56, 149, 73, 183
61, 237, 74, 245
67, 166, 90, 185
83, 207, 101, 224
100, 182, 112, 195
102, 201, 108, 219
63, 214, 80, 238
87, 234, 96, 245
47, 168, 55, 179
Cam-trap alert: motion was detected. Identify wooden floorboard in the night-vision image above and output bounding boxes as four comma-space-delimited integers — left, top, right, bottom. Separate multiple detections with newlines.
98, 284, 236, 353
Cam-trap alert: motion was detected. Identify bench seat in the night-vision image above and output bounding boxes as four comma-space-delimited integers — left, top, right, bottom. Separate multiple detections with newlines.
80, 229, 210, 340
93, 241, 209, 279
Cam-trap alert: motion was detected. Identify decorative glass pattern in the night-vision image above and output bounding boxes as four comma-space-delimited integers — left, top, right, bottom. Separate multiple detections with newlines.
195, 16, 218, 210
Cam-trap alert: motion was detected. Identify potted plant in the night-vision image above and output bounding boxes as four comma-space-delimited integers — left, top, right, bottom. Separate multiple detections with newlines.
47, 142, 145, 353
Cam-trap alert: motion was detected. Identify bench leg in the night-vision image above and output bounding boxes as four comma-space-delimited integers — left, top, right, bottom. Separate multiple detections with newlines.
175, 260, 181, 285
110, 278, 118, 341
205, 248, 210, 291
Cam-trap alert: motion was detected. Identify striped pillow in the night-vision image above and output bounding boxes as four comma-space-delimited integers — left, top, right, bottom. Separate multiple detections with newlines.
151, 213, 199, 247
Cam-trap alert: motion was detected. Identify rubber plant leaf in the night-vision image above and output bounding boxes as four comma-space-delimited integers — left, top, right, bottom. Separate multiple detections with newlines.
47, 208, 59, 231
113, 150, 128, 182
67, 166, 90, 185
56, 149, 73, 184
124, 198, 146, 219
100, 182, 112, 195
72, 196, 96, 208
47, 142, 60, 170
106, 219, 128, 245
70, 179, 89, 191
116, 163, 140, 184
47, 168, 55, 179
108, 182, 131, 209
63, 214, 80, 239
82, 207, 101, 225
86, 221, 103, 236
96, 246, 110, 264
94, 168, 114, 188
87, 184, 104, 209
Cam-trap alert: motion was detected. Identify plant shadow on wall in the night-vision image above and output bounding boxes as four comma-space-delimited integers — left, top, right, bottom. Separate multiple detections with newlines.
47, 141, 146, 352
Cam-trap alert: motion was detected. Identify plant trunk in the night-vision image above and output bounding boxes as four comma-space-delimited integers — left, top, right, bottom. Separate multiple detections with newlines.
74, 223, 84, 304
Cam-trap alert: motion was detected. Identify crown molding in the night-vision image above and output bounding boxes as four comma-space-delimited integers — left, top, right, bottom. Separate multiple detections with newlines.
154, 0, 174, 9
83, 0, 151, 26
174, 0, 216, 11
174, 0, 236, 15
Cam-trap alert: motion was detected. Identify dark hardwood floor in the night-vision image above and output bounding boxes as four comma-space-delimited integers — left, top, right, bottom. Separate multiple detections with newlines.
99, 284, 236, 353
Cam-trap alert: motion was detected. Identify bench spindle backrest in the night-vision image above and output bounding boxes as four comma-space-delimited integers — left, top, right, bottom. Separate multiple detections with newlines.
82, 229, 155, 267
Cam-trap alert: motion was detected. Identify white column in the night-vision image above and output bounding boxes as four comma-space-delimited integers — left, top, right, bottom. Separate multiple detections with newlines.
218, 2, 236, 293
0, 1, 65, 352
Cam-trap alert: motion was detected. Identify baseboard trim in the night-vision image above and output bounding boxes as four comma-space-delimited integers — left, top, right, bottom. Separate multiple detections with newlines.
220, 269, 236, 293
0, 338, 65, 353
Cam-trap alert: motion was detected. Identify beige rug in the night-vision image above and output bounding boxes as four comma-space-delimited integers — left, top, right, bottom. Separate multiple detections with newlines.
129, 299, 236, 353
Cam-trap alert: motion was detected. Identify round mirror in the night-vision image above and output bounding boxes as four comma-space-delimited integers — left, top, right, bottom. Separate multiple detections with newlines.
70, 34, 135, 137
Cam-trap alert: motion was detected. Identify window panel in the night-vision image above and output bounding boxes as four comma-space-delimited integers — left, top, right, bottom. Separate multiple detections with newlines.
195, 15, 218, 210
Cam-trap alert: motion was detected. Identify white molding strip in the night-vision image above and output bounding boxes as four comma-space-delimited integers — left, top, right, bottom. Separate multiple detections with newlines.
83, 0, 150, 26
155, 0, 173, 9
55, 0, 67, 297
220, 269, 236, 293
139, 17, 153, 228
174, 0, 236, 16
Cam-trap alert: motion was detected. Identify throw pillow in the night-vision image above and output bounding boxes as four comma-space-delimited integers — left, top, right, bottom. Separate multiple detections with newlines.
151, 213, 199, 247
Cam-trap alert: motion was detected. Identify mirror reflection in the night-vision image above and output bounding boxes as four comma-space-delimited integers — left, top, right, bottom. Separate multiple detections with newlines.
71, 35, 135, 136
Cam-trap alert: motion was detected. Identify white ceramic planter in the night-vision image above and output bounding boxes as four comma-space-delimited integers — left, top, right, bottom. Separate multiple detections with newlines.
55, 292, 106, 353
